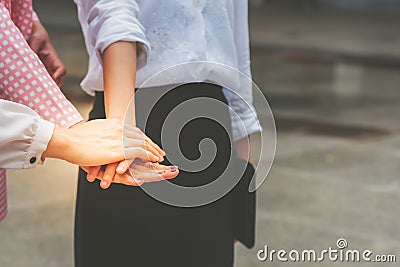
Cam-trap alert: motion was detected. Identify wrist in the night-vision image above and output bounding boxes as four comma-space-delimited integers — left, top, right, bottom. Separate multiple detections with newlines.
41, 127, 70, 161
106, 108, 135, 126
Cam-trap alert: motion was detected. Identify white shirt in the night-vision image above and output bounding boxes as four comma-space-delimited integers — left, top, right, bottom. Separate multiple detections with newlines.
0, 100, 54, 169
74, 0, 261, 140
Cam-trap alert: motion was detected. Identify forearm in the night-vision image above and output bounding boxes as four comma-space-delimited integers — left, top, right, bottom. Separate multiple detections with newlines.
103, 41, 137, 124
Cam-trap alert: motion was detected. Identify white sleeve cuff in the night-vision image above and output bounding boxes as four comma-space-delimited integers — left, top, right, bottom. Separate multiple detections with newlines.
223, 87, 262, 141
230, 108, 262, 141
23, 118, 55, 168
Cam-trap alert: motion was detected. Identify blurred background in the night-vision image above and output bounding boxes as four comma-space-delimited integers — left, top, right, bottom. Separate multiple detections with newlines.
1, 0, 399, 266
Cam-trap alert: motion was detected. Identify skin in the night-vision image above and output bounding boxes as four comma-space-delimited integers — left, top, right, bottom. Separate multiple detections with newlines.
28, 20, 66, 88
31, 26, 248, 187
27, 23, 177, 187
87, 41, 179, 189
41, 119, 165, 166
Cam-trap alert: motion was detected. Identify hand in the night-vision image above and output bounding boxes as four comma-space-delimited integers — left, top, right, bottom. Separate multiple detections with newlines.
83, 160, 179, 188
28, 20, 66, 88
42, 119, 165, 166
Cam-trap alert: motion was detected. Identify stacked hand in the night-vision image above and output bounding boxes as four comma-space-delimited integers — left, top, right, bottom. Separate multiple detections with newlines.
43, 119, 179, 188
83, 125, 179, 189
28, 19, 179, 188
84, 160, 178, 188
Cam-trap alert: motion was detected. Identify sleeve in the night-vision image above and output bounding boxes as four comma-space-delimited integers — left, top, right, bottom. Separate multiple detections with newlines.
0, 5, 83, 128
74, 0, 150, 69
223, 0, 261, 141
32, 10, 39, 21
0, 100, 54, 169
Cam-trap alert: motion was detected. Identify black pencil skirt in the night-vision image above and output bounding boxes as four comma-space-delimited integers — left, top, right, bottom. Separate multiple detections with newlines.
74, 83, 254, 267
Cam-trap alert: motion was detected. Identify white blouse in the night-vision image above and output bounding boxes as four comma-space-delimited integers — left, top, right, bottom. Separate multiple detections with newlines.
74, 0, 261, 140
0, 100, 54, 169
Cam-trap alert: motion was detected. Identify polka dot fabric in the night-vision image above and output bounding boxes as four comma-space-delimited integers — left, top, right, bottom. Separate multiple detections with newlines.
0, 1, 83, 221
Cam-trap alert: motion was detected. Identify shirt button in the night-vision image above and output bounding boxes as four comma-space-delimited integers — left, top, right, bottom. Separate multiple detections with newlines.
30, 157, 37, 164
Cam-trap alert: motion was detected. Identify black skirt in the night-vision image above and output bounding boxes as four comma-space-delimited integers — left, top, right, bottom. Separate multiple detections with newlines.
74, 83, 255, 267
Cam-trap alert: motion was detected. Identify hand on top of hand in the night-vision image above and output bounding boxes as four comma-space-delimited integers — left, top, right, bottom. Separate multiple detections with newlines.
72, 119, 179, 189
83, 159, 179, 189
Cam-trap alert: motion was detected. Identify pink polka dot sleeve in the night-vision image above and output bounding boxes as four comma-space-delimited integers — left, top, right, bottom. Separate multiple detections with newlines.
0, 6, 83, 127
0, 3, 83, 220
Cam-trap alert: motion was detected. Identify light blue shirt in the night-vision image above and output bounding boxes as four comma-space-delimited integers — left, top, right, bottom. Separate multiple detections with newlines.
74, 0, 260, 140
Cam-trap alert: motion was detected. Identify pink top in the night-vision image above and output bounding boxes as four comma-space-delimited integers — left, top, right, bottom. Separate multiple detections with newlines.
0, 0, 83, 221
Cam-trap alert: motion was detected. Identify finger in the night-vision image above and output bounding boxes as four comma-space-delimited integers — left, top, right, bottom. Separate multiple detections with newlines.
101, 163, 118, 189
152, 163, 179, 171
144, 136, 165, 156
116, 159, 134, 175
80, 166, 90, 173
86, 166, 101, 182
124, 147, 160, 162
123, 125, 144, 139
130, 170, 164, 183
55, 78, 64, 89
144, 140, 164, 160
134, 162, 178, 172
114, 173, 144, 187
123, 127, 165, 157
123, 139, 161, 158
52, 64, 67, 81
130, 169, 179, 183
160, 168, 179, 180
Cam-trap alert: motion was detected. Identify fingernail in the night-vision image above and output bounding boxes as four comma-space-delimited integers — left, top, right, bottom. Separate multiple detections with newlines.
101, 181, 108, 188
170, 167, 177, 172
87, 175, 94, 181
135, 178, 144, 183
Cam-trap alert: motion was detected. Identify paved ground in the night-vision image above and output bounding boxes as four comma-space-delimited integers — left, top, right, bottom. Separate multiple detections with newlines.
1, 1, 399, 266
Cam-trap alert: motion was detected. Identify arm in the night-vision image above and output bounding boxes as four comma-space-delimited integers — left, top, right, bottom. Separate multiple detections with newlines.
85, 41, 176, 188
0, 100, 164, 168
103, 41, 137, 122
99, 41, 145, 188
77, 0, 164, 188
28, 14, 67, 88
